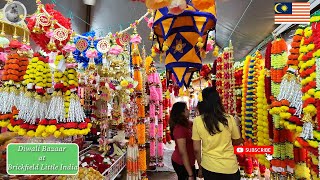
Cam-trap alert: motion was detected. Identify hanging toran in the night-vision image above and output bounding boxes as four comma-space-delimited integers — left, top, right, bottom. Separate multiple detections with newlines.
132, 44, 147, 179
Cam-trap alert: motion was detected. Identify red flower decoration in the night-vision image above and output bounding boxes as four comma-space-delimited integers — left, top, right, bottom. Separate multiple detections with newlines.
26, 4, 71, 53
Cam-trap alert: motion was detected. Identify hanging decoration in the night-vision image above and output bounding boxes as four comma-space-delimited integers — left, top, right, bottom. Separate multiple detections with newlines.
26, 1, 72, 53
152, 0, 217, 87
132, 44, 147, 179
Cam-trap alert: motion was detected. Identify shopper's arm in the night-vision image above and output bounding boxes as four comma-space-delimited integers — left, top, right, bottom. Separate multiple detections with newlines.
176, 138, 194, 177
231, 115, 243, 146
193, 140, 201, 165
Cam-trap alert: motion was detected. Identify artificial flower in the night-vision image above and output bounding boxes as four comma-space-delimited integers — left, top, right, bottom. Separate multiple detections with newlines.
168, 0, 187, 15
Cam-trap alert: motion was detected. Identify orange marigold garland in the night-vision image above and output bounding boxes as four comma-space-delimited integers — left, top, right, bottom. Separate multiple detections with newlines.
132, 44, 147, 179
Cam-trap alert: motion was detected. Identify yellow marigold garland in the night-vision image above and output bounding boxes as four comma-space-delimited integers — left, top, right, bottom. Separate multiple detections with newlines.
240, 55, 250, 139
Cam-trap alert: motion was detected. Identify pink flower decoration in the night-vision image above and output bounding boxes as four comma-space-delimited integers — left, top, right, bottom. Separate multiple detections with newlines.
127, 84, 133, 89
46, 31, 54, 38
109, 82, 116, 90
66, 63, 77, 69
168, 0, 187, 15
0, 52, 7, 62
144, 17, 154, 29
130, 34, 142, 44
63, 43, 76, 52
20, 44, 31, 51
109, 45, 123, 55
206, 39, 214, 52
86, 48, 98, 58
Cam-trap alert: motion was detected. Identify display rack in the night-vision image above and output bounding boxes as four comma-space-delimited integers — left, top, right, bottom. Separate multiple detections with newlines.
103, 152, 127, 180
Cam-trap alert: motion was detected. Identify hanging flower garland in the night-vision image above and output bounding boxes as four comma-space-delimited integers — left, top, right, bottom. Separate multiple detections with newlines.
256, 68, 270, 170
240, 55, 250, 139
244, 55, 255, 140
9, 53, 51, 136
299, 26, 317, 140
234, 64, 243, 117
132, 44, 147, 179
269, 38, 289, 177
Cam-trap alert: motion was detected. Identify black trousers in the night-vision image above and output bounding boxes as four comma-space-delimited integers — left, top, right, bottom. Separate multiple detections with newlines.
172, 159, 196, 180
203, 168, 241, 180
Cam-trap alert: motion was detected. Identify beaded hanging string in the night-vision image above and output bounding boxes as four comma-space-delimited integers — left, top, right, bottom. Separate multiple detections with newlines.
132, 44, 147, 179
229, 41, 236, 115
12, 54, 51, 137
269, 38, 288, 178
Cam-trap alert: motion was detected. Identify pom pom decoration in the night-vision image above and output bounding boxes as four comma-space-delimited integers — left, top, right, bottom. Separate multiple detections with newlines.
26, 3, 71, 53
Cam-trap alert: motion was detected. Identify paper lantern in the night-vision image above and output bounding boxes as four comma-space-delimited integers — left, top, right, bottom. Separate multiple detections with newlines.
153, 0, 216, 87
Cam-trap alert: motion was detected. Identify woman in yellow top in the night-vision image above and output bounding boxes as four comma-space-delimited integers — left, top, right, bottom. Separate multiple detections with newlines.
192, 87, 243, 180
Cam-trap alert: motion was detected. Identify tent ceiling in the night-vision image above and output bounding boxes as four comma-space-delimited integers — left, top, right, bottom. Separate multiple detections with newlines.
1, 0, 310, 71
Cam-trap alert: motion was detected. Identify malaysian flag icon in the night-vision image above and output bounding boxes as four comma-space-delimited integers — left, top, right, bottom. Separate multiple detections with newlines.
274, 2, 310, 24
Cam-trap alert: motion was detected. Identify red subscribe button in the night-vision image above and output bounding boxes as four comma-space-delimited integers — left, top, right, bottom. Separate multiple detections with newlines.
234, 146, 273, 155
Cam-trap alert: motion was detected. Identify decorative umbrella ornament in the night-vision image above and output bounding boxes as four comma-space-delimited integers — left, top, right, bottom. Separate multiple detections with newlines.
153, 0, 217, 87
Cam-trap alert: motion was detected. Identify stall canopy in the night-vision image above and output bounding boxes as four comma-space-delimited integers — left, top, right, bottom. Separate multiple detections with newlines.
0, 0, 310, 71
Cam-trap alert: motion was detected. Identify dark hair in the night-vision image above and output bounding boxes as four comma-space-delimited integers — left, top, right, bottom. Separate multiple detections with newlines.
169, 102, 188, 139
197, 101, 204, 115
201, 87, 228, 135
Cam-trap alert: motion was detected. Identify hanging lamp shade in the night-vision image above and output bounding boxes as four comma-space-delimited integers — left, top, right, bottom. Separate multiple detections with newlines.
153, 0, 217, 87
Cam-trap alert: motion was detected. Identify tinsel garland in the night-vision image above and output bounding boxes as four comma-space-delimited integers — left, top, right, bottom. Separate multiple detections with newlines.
132, 44, 147, 179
